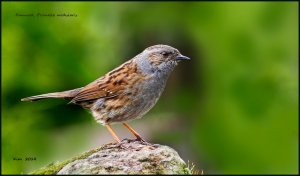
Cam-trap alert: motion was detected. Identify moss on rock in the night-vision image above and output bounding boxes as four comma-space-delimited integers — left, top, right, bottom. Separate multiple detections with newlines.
30, 139, 191, 175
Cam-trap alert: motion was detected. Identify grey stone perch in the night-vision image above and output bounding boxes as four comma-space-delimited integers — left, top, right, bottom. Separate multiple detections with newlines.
30, 139, 191, 174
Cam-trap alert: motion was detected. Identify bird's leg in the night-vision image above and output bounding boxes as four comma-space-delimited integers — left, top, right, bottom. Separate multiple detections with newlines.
105, 124, 121, 143
122, 123, 146, 142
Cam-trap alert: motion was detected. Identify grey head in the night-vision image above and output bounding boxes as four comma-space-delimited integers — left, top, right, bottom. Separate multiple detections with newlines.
134, 44, 190, 77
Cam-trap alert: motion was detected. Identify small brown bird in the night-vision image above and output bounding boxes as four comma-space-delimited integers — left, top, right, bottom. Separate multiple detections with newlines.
21, 44, 190, 143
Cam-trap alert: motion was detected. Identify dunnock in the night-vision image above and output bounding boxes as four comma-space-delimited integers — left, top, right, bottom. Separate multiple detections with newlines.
21, 44, 190, 142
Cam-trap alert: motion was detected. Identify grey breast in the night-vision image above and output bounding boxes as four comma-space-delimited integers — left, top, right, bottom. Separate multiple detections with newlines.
107, 57, 171, 123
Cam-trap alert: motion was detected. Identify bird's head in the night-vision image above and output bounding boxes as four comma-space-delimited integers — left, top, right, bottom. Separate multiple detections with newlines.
136, 45, 190, 75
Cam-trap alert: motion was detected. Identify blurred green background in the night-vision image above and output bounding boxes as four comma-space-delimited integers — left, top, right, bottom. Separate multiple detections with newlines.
2, 2, 298, 174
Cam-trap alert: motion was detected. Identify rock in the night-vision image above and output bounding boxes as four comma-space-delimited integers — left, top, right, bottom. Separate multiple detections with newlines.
30, 139, 191, 174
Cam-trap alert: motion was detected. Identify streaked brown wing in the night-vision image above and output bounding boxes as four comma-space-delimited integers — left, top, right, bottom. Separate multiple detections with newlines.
70, 77, 125, 103
70, 60, 137, 104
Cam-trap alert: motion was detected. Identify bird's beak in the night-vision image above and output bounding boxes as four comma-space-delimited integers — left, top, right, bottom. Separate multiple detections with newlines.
176, 54, 191, 61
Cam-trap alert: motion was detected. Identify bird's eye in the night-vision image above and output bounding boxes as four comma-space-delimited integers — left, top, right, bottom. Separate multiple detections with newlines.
161, 52, 170, 57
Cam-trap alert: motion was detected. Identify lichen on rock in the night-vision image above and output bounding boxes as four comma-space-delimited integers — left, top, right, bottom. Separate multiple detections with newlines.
31, 139, 191, 174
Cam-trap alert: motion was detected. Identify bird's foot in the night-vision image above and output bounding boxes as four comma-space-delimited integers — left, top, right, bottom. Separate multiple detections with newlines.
135, 137, 146, 143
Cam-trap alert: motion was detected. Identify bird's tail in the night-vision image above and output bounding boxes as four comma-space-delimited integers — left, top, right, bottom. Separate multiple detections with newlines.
21, 88, 82, 102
